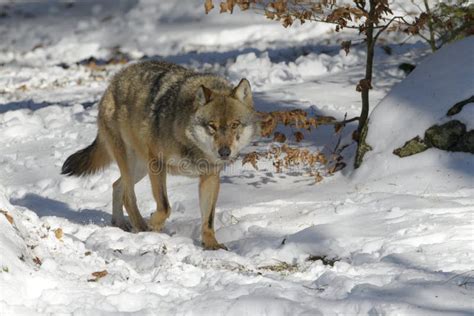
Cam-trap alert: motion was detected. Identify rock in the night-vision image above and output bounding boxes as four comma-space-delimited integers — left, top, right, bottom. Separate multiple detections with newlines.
398, 63, 416, 75
393, 136, 430, 157
394, 120, 474, 157
453, 130, 474, 153
424, 120, 466, 150
446, 95, 474, 116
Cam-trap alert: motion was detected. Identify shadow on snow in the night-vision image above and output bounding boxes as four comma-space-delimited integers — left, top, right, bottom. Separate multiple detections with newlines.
10, 193, 111, 226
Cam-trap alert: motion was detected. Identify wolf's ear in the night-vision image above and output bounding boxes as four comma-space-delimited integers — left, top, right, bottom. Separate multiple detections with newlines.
232, 78, 253, 108
195, 85, 213, 107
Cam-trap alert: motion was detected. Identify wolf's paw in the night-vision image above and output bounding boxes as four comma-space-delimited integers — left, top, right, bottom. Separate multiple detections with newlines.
202, 232, 228, 250
203, 242, 228, 251
149, 210, 169, 232
111, 219, 132, 232
148, 221, 165, 232
132, 220, 150, 233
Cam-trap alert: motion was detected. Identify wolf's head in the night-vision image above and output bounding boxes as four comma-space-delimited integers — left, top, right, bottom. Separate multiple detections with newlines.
186, 79, 258, 163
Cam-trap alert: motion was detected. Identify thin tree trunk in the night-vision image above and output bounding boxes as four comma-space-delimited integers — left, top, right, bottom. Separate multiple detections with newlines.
358, 21, 374, 136
423, 0, 437, 52
354, 0, 376, 168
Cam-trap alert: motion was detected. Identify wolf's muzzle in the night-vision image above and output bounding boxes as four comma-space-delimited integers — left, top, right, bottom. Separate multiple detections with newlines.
218, 146, 231, 159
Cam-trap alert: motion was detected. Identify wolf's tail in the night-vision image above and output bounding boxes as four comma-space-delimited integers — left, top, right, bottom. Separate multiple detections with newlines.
61, 136, 112, 177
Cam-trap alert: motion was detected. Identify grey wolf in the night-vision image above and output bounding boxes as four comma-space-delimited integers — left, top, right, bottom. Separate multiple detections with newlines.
62, 61, 258, 250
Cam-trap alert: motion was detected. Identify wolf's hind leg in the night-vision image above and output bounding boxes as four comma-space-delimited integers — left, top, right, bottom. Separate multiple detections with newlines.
111, 177, 130, 231
111, 161, 146, 231
148, 162, 171, 232
108, 142, 148, 232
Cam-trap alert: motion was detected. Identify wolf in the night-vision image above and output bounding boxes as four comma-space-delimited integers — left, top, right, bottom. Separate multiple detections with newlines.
61, 61, 258, 250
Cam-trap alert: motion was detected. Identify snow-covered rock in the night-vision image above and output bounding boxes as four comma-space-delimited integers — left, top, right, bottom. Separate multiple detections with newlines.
354, 37, 474, 192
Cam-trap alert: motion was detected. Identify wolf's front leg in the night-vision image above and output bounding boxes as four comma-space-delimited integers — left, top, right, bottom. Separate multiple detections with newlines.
199, 173, 227, 250
148, 160, 171, 232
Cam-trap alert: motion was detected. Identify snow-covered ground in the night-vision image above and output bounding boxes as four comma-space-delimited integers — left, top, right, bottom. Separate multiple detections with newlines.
0, 1, 473, 315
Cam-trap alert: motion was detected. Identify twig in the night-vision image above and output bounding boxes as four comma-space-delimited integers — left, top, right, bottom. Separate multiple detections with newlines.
442, 270, 474, 285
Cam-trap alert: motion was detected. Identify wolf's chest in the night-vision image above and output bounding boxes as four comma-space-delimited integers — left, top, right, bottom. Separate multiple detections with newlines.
164, 151, 222, 177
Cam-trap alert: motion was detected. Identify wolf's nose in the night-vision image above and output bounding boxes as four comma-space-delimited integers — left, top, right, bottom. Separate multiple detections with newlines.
218, 146, 231, 159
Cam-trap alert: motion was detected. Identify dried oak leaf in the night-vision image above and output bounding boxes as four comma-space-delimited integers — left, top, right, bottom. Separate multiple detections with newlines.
294, 131, 304, 143
0, 209, 14, 225
314, 172, 324, 183
341, 40, 351, 55
334, 122, 344, 134
33, 257, 42, 266
242, 152, 260, 170
273, 132, 287, 143
282, 15, 293, 28
54, 228, 63, 240
317, 115, 336, 124
271, 0, 287, 14
89, 270, 108, 282
265, 10, 275, 20
258, 112, 277, 137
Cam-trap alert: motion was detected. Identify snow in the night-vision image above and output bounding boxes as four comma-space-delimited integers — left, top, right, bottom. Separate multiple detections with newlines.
354, 37, 474, 192
0, 1, 473, 315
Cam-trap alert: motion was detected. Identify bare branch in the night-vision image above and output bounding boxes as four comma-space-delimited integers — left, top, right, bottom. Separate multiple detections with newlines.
374, 16, 407, 42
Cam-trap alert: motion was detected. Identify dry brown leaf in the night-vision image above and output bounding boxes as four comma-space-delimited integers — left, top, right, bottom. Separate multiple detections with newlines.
315, 172, 324, 183
89, 270, 108, 281
54, 228, 63, 240
33, 257, 42, 266
92, 270, 108, 278
0, 210, 13, 225
294, 131, 304, 143
341, 40, 351, 55
282, 15, 293, 28
242, 152, 260, 170
271, 0, 287, 14
334, 122, 344, 134
273, 132, 287, 143
265, 10, 275, 20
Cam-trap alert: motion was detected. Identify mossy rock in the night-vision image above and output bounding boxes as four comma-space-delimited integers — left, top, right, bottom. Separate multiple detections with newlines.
393, 136, 430, 157
394, 120, 474, 157
393, 96, 474, 158
424, 120, 466, 150
452, 130, 474, 153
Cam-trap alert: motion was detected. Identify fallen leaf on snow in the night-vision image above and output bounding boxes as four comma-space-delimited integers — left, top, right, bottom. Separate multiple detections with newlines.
88, 270, 108, 282
54, 228, 63, 240
0, 209, 13, 224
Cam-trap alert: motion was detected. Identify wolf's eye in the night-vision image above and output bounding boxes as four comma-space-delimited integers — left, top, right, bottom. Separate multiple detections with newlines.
207, 122, 217, 134
231, 121, 240, 129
